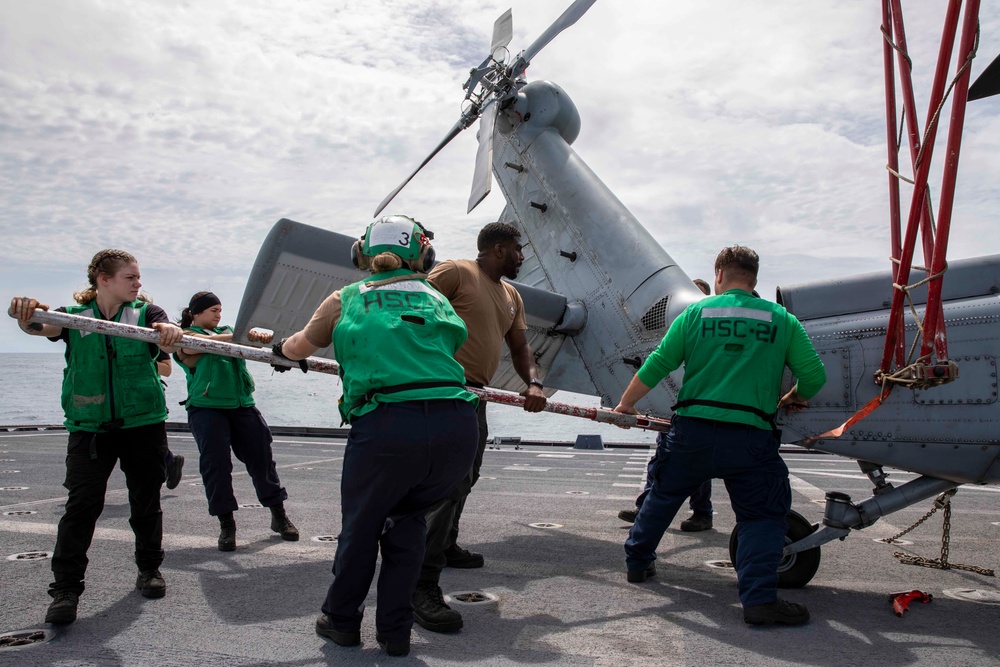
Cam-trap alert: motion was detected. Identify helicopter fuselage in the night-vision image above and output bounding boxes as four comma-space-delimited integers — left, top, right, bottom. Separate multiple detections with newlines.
490, 79, 1000, 487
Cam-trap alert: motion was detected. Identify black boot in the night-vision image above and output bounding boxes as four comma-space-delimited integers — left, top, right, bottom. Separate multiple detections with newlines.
315, 614, 360, 646
618, 508, 638, 523
411, 581, 463, 632
135, 569, 167, 598
165, 454, 185, 490
679, 512, 713, 532
218, 513, 237, 551
444, 544, 484, 568
744, 598, 810, 625
270, 503, 299, 541
45, 590, 79, 624
376, 632, 411, 657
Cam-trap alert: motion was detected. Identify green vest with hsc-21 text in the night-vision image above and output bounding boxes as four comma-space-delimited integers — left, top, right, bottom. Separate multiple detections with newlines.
333, 269, 478, 423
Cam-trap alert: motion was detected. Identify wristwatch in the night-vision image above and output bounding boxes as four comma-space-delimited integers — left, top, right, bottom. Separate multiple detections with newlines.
528, 378, 544, 389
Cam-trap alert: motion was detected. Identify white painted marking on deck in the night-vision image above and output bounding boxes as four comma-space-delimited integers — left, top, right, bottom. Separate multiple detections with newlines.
537, 454, 575, 458
787, 469, 869, 481
273, 439, 347, 446
613, 483, 642, 488
502, 467, 550, 472
957, 485, 1000, 494
276, 457, 343, 469
0, 519, 337, 558
172, 434, 344, 448
617, 474, 644, 478
782, 457, 853, 462
787, 473, 837, 503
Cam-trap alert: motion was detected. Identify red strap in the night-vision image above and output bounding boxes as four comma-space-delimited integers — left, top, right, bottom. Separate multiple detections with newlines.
795, 385, 894, 446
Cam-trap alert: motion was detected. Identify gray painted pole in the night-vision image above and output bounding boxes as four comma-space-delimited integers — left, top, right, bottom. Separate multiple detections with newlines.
14, 307, 670, 433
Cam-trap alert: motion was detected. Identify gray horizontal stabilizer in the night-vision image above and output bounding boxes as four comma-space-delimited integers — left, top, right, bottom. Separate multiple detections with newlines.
235, 219, 595, 395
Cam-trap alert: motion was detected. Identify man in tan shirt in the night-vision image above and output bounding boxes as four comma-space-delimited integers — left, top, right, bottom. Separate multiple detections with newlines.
412, 221, 547, 633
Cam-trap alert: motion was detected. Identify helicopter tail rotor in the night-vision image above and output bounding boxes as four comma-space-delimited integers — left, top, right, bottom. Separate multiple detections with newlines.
508, 0, 597, 79
373, 0, 597, 218
468, 100, 500, 213
491, 9, 513, 56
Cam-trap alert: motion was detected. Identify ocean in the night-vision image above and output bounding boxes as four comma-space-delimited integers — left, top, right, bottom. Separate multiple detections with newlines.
0, 353, 655, 444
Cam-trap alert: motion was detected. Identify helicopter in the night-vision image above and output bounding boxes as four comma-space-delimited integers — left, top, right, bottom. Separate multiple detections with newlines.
233, 0, 1000, 587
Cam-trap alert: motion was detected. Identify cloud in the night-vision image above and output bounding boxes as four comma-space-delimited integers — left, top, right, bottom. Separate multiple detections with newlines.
1, 0, 998, 352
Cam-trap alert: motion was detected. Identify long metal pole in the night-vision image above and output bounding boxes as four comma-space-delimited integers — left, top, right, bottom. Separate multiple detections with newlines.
886, 0, 945, 369
882, 0, 905, 369
18, 307, 340, 373
13, 308, 671, 433
883, 0, 901, 271
889, 0, 940, 297
879, 0, 963, 373
919, 0, 980, 361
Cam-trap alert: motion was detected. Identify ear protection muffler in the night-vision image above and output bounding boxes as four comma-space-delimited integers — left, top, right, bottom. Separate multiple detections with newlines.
351, 215, 436, 272
409, 241, 436, 273
351, 236, 370, 270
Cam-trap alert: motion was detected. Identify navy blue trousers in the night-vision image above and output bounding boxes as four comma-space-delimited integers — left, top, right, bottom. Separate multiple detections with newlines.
625, 415, 790, 608
50, 423, 167, 595
322, 399, 478, 641
635, 431, 712, 515
420, 398, 489, 583
187, 406, 287, 516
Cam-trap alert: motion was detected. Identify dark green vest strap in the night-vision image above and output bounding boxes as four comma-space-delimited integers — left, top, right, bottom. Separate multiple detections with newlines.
351, 381, 467, 412
671, 399, 776, 426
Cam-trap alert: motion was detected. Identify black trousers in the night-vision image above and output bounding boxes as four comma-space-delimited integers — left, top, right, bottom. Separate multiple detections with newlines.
187, 405, 287, 516
420, 398, 489, 583
50, 422, 167, 596
322, 399, 478, 641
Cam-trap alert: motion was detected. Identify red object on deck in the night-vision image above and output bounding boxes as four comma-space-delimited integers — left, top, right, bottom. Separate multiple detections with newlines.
890, 589, 933, 617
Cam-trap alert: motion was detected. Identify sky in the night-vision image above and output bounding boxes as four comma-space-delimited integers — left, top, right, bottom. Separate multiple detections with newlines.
2, 0, 999, 354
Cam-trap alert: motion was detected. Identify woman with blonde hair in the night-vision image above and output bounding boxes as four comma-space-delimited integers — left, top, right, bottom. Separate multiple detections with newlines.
10, 249, 183, 626
275, 215, 479, 657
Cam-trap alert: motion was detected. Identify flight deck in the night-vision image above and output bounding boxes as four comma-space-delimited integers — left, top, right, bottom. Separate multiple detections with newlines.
1, 429, 998, 666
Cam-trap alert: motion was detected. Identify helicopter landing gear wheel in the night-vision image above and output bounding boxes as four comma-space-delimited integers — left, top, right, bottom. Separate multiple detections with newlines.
728, 509, 821, 589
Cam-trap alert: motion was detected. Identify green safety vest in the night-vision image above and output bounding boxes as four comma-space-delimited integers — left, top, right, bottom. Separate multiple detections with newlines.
176, 325, 256, 409
60, 301, 167, 433
637, 289, 826, 430
334, 269, 478, 423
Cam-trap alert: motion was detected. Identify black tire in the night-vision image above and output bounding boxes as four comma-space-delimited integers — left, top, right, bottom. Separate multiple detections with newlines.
728, 509, 821, 589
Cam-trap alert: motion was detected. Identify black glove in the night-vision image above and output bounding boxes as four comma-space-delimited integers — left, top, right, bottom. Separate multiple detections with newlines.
271, 339, 308, 373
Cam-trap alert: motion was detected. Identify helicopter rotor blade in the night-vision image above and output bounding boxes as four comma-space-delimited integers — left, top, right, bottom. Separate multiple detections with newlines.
373, 118, 467, 218
968, 51, 1000, 101
374, 1, 595, 217
491, 9, 513, 55
463, 10, 514, 98
510, 0, 597, 76
468, 100, 499, 213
